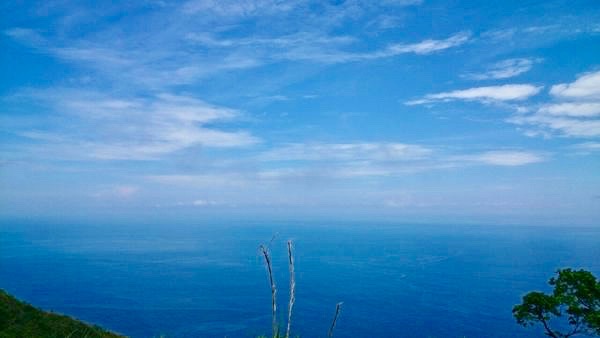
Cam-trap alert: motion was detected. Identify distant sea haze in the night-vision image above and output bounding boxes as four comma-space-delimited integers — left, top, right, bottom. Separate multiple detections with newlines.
1, 221, 599, 337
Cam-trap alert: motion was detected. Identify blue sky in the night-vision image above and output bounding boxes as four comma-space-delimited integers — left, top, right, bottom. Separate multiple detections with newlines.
1, 0, 599, 225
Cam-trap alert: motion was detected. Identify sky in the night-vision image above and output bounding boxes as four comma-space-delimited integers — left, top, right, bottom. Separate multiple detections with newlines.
1, 0, 600, 225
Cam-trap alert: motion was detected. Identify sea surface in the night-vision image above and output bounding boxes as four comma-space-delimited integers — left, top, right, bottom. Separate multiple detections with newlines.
1, 220, 599, 337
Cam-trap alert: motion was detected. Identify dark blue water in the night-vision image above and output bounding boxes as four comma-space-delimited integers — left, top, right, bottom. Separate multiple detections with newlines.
1, 220, 599, 337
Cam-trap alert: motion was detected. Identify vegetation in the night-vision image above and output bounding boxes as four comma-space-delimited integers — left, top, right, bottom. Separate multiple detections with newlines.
513, 268, 600, 337
0, 289, 123, 338
259, 240, 343, 338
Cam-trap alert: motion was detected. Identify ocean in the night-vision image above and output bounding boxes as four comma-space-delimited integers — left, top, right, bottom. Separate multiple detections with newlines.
1, 220, 599, 337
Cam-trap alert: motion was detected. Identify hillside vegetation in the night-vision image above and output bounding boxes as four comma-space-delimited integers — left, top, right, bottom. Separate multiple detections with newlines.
0, 289, 123, 338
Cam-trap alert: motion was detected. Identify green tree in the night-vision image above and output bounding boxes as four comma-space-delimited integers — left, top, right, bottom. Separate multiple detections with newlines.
513, 269, 600, 337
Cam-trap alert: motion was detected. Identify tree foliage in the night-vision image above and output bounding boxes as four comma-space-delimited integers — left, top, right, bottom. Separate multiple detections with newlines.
513, 269, 600, 337
0, 289, 122, 338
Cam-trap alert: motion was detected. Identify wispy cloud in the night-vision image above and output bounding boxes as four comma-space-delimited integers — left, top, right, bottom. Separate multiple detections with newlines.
11, 89, 258, 160
141, 143, 545, 190
463, 58, 540, 80
260, 143, 433, 161
279, 32, 470, 63
255, 142, 544, 180
4, 27, 262, 88
480, 19, 600, 46
381, 32, 470, 55
406, 84, 542, 105
2, 2, 469, 167
182, 0, 299, 17
147, 174, 253, 188
4, 27, 45, 45
187, 31, 470, 64
183, 0, 424, 21
152, 199, 228, 208
509, 114, 600, 138
185, 31, 357, 48
571, 142, 600, 154
3, 0, 449, 91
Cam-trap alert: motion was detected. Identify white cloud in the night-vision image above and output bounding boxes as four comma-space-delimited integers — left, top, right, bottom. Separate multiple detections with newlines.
467, 151, 544, 166
186, 31, 357, 48
187, 31, 469, 64
192, 199, 218, 206
406, 84, 542, 105
508, 69, 600, 139
183, 0, 423, 19
509, 114, 600, 138
14, 89, 259, 160
5, 28, 468, 88
153, 199, 225, 208
571, 142, 600, 153
137, 143, 546, 196
260, 142, 433, 161
480, 19, 600, 46
550, 70, 600, 99
257, 143, 543, 180
384, 32, 470, 55
538, 102, 600, 117
146, 174, 252, 187
464, 58, 539, 80
279, 32, 470, 63
4, 28, 44, 44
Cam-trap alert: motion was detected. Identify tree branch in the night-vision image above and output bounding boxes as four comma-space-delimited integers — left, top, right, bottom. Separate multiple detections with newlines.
539, 315, 559, 338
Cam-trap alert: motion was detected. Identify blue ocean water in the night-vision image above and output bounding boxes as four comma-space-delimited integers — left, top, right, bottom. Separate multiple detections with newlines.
1, 220, 599, 337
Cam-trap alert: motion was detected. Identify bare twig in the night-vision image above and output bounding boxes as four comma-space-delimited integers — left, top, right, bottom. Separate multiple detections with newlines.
328, 302, 343, 338
260, 244, 278, 338
285, 240, 296, 338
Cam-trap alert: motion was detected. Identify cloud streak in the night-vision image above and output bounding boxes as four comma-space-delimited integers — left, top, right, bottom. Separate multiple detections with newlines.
465, 151, 545, 166
186, 30, 470, 64
260, 143, 433, 161
406, 84, 542, 105
463, 58, 539, 80
276, 32, 470, 63
256, 142, 544, 180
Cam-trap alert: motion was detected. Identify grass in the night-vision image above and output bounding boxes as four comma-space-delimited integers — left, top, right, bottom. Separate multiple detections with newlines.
259, 240, 343, 338
0, 289, 123, 338
285, 241, 295, 338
